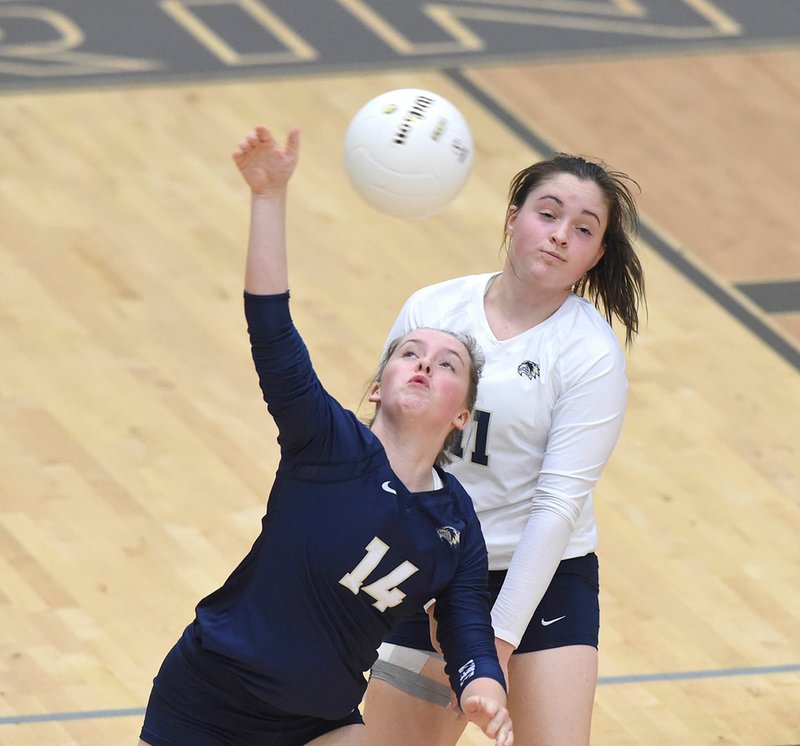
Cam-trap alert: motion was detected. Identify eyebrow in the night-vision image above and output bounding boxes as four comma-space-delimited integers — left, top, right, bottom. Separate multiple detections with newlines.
444, 348, 467, 367
399, 338, 467, 367
537, 194, 602, 226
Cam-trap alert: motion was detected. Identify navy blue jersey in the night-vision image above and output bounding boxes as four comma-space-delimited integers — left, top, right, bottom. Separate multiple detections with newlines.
191, 292, 503, 720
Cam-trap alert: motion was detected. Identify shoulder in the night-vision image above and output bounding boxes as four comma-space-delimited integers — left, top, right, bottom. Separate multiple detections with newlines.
543, 296, 627, 387
441, 470, 481, 519
405, 273, 493, 307
439, 472, 488, 557
557, 295, 624, 356
395, 274, 494, 333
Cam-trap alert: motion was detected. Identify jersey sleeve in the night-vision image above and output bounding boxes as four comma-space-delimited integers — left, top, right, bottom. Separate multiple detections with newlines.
537, 345, 628, 524
433, 488, 506, 699
384, 292, 421, 349
492, 341, 628, 646
243, 291, 343, 459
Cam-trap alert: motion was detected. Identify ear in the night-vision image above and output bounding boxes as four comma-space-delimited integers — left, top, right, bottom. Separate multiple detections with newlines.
588, 243, 606, 271
367, 382, 381, 404
505, 205, 518, 235
452, 407, 470, 431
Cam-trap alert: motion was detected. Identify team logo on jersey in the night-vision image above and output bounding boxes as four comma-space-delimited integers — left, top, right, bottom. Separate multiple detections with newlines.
517, 360, 540, 380
436, 526, 461, 547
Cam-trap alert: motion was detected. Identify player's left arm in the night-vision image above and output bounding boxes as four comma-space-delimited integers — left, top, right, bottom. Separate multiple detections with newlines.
434, 498, 505, 693
492, 343, 628, 647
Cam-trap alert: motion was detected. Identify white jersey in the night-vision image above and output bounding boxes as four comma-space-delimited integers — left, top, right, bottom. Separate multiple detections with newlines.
387, 273, 628, 645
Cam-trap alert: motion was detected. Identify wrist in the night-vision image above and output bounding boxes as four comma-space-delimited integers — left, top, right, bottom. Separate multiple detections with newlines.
251, 187, 288, 201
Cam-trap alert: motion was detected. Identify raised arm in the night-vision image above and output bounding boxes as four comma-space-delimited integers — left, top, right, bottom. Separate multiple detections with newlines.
232, 125, 300, 295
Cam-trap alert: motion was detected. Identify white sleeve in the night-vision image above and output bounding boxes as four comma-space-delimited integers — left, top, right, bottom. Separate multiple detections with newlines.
491, 511, 572, 648
384, 294, 418, 350
492, 346, 628, 647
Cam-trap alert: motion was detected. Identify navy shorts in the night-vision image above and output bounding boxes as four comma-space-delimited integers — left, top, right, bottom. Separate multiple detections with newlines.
139, 627, 363, 746
385, 553, 599, 654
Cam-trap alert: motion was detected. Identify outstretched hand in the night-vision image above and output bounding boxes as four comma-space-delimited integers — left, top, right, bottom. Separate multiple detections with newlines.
462, 695, 513, 745
233, 125, 300, 196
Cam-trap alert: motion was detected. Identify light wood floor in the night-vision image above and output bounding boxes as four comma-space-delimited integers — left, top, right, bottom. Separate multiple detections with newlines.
1, 57, 799, 745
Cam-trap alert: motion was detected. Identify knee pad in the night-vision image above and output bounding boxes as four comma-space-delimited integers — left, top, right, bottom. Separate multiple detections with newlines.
370, 643, 452, 708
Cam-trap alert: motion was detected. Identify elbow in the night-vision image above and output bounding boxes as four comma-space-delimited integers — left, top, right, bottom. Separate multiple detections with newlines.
530, 492, 586, 528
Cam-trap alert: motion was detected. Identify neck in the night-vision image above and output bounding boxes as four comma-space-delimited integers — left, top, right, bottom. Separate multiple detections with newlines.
371, 420, 440, 492
484, 269, 570, 340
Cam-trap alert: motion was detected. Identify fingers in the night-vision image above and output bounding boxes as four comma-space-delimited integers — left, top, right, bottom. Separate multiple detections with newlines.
494, 718, 514, 746
233, 126, 300, 159
234, 128, 266, 156
232, 123, 301, 193
462, 696, 513, 745
232, 133, 256, 163
486, 705, 513, 745
285, 127, 300, 159
254, 125, 272, 143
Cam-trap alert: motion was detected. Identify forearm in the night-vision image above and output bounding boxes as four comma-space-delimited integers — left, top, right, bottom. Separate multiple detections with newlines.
244, 191, 289, 295
494, 637, 514, 684
491, 509, 572, 647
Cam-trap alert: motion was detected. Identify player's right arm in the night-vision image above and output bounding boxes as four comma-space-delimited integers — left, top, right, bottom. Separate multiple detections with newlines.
236, 127, 370, 466
234, 127, 331, 455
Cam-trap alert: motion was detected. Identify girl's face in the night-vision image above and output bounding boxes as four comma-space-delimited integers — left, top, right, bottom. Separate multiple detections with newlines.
369, 329, 470, 434
506, 172, 608, 289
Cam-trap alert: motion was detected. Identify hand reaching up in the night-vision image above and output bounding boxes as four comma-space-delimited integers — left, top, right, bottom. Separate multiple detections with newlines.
235, 126, 298, 294
233, 125, 300, 197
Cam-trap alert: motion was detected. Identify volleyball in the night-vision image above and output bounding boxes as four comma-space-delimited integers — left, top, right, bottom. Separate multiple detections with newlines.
343, 88, 474, 219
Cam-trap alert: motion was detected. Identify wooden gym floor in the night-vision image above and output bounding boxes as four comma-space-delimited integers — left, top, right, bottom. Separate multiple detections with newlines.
1, 3, 799, 745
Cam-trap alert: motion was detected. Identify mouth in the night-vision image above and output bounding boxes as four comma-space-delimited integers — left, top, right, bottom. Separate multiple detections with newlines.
542, 249, 566, 262
408, 375, 430, 388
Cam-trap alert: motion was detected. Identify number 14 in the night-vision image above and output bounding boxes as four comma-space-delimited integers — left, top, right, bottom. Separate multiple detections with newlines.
339, 537, 419, 612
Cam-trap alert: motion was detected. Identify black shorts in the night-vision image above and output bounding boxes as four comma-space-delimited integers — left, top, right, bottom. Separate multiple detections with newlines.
139, 627, 364, 746
385, 553, 599, 654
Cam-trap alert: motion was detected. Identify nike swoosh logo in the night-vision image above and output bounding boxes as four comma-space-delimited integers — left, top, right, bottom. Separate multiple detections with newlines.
541, 615, 566, 626
381, 481, 397, 495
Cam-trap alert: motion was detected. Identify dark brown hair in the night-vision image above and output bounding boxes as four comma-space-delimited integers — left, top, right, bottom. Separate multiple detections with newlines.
504, 154, 646, 345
